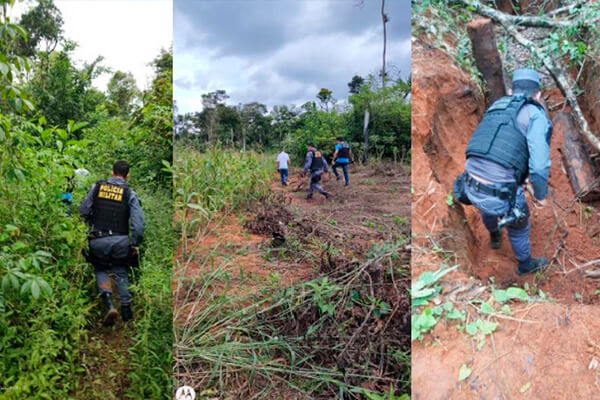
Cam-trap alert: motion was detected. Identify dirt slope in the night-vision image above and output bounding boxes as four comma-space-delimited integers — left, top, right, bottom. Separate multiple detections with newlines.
412, 40, 600, 301
412, 38, 600, 399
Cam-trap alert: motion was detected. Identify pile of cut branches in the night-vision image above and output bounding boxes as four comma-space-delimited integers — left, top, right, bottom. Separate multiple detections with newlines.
174, 241, 411, 398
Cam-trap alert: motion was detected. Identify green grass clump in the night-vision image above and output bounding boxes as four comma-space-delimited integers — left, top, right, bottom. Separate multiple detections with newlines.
174, 144, 271, 241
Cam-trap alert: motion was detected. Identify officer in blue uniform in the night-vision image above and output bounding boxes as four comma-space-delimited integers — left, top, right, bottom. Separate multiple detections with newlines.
80, 160, 144, 325
303, 142, 330, 200
454, 69, 552, 276
332, 137, 352, 186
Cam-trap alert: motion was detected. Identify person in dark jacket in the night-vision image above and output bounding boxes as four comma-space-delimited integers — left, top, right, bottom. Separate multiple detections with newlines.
456, 69, 552, 276
303, 143, 330, 200
80, 160, 144, 325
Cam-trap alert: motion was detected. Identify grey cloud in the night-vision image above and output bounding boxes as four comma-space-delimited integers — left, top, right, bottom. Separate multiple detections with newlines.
174, 0, 411, 113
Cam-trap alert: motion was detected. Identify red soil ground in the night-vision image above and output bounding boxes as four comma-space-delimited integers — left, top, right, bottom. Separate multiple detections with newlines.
412, 39, 600, 399
173, 163, 410, 321
412, 41, 600, 302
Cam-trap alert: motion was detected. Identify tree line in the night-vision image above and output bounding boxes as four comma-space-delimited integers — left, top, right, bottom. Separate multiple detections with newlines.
175, 73, 411, 163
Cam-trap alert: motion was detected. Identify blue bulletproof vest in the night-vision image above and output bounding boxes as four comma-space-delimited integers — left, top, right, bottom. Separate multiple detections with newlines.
465, 95, 538, 184
337, 143, 350, 159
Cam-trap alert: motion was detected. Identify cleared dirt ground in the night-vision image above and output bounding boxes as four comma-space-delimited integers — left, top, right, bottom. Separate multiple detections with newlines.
174, 162, 411, 398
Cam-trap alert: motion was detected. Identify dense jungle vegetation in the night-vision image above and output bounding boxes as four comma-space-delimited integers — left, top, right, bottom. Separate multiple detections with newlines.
0, 0, 172, 398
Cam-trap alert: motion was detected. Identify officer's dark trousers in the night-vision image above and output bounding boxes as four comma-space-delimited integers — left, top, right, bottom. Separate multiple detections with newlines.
278, 168, 289, 186
94, 265, 132, 306
465, 185, 531, 262
308, 170, 327, 196
332, 162, 349, 184
90, 235, 132, 305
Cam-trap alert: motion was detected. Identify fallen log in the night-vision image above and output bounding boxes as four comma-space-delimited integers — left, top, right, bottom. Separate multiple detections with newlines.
581, 60, 600, 136
467, 18, 506, 104
456, 0, 575, 28
555, 112, 600, 202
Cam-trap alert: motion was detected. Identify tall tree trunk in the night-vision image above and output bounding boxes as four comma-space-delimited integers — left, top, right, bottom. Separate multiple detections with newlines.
362, 108, 370, 164
381, 0, 387, 87
467, 18, 506, 104
242, 126, 246, 152
206, 109, 216, 144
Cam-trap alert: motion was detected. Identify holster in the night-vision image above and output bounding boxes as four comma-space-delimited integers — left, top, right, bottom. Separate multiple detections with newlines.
452, 172, 472, 205
499, 202, 529, 230
82, 245, 139, 269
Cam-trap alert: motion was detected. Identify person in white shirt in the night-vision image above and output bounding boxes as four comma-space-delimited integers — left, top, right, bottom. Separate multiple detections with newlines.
276, 149, 290, 187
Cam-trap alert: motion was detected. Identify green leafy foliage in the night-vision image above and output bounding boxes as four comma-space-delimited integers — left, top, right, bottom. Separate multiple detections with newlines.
351, 386, 410, 400
0, 3, 172, 398
492, 287, 531, 303
411, 265, 462, 340
174, 144, 270, 245
458, 364, 472, 382
465, 319, 498, 350
412, 264, 457, 309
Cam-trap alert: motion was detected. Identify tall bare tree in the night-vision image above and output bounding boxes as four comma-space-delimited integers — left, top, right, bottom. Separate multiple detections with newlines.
381, 0, 388, 87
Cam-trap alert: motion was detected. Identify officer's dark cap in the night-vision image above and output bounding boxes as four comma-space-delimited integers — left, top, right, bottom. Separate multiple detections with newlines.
512, 69, 540, 94
113, 160, 130, 177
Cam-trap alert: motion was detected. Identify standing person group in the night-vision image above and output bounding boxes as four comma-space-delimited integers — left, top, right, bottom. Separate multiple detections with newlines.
276, 139, 353, 201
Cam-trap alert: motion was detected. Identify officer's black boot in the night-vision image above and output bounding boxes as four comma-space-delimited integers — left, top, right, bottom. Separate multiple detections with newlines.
516, 257, 548, 276
490, 230, 501, 249
121, 304, 133, 323
100, 292, 118, 326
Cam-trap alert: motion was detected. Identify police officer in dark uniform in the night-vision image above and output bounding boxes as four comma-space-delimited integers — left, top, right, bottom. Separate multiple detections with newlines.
303, 142, 330, 200
79, 160, 144, 325
454, 69, 552, 276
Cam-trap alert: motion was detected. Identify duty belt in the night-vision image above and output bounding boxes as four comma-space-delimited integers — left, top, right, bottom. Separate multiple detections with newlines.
465, 174, 516, 201
88, 229, 128, 240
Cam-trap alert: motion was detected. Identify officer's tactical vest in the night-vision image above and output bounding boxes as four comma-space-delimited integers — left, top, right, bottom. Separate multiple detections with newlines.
91, 180, 130, 235
310, 150, 325, 171
338, 143, 350, 159
465, 95, 540, 184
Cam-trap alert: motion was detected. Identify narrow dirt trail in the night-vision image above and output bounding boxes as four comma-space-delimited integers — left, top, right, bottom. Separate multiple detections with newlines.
76, 326, 133, 400
412, 39, 600, 399
278, 163, 410, 247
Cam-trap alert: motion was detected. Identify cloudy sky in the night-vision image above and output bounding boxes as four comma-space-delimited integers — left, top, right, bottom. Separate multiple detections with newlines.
174, 0, 411, 114
11, 0, 172, 91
